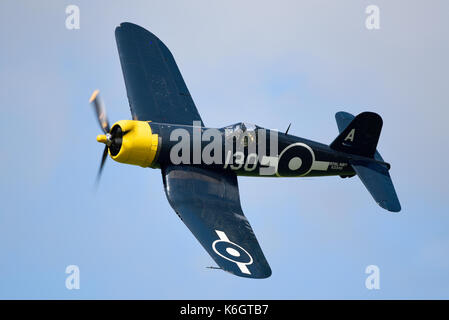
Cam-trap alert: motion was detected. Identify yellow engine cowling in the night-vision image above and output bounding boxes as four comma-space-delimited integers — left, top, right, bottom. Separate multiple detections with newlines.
109, 120, 159, 167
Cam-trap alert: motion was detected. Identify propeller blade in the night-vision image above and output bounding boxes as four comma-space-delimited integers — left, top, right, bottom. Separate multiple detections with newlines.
96, 145, 109, 184
90, 89, 110, 134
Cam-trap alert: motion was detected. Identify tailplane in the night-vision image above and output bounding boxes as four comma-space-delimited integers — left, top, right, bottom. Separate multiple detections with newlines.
351, 160, 401, 212
332, 111, 401, 212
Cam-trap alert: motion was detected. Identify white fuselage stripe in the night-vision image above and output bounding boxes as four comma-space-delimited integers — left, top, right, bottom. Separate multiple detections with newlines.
311, 160, 330, 171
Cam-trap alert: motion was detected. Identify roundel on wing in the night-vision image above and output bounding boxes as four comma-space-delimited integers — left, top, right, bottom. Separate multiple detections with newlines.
212, 230, 253, 275
213, 240, 252, 264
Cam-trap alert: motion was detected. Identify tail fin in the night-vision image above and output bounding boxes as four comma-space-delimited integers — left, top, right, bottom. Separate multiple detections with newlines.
330, 111, 382, 158
333, 111, 401, 212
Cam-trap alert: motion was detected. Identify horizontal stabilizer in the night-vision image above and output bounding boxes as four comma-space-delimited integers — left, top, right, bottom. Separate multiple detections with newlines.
334, 111, 401, 212
351, 160, 401, 212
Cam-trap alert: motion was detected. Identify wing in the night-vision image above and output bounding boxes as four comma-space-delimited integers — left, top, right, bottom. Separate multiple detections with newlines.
162, 165, 271, 278
115, 22, 204, 126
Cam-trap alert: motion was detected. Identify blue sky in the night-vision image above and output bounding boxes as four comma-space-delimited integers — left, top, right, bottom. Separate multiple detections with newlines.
1, 0, 448, 299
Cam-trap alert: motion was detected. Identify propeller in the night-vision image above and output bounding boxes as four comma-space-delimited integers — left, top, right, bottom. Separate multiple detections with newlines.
90, 89, 110, 134
90, 89, 122, 184
97, 144, 109, 183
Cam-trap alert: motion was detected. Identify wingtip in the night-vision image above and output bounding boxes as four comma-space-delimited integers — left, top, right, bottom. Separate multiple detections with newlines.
115, 22, 161, 44
389, 205, 401, 213
378, 200, 401, 213
225, 269, 272, 279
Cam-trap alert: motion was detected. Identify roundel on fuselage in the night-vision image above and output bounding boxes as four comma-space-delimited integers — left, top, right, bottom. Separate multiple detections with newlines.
277, 143, 314, 177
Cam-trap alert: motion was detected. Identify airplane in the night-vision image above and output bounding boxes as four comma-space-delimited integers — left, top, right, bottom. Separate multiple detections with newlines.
90, 22, 401, 279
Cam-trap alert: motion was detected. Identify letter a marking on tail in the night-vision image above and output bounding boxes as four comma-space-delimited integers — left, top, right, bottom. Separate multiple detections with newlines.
345, 129, 355, 142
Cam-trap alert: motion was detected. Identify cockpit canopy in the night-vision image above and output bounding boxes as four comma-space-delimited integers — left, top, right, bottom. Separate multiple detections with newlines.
223, 122, 258, 134
223, 122, 260, 149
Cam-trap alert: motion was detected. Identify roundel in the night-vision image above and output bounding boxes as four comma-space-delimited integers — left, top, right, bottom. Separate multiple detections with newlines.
276, 143, 315, 177
213, 240, 252, 264
212, 230, 253, 275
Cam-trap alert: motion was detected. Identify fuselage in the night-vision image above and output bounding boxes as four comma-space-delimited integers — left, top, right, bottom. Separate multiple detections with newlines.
108, 120, 357, 178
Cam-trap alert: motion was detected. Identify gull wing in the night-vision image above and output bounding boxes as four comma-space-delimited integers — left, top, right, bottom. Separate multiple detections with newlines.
115, 22, 204, 125
162, 165, 271, 278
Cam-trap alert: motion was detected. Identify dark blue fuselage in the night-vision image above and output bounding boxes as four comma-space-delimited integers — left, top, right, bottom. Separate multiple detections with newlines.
149, 122, 356, 178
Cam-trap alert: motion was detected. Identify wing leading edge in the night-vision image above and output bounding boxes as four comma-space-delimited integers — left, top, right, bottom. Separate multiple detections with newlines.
115, 22, 204, 125
162, 165, 271, 279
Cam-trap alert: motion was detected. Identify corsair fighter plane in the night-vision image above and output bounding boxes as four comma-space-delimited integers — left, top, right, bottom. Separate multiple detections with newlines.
91, 22, 401, 279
